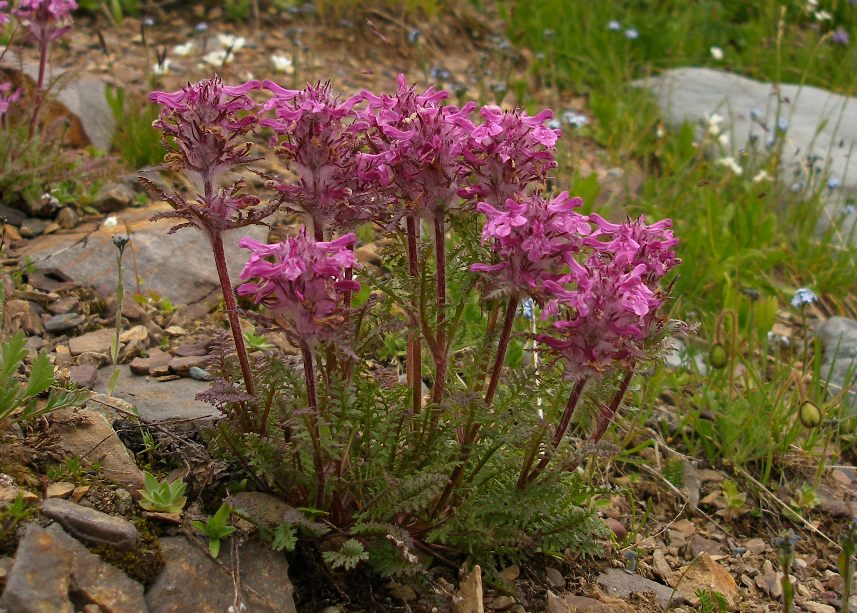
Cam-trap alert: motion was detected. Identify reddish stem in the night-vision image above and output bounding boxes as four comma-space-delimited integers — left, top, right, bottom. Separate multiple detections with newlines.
483, 294, 519, 408
431, 214, 447, 405
523, 378, 587, 485
28, 37, 49, 139
210, 231, 256, 398
300, 341, 326, 508
406, 215, 422, 415
589, 370, 634, 444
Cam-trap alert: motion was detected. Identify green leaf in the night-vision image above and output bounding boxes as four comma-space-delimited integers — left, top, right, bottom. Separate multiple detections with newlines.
271, 523, 297, 552
208, 538, 221, 558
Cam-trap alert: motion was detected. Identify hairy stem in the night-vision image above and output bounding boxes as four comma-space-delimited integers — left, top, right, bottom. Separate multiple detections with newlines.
589, 370, 633, 444
483, 295, 519, 408
301, 341, 326, 509
431, 213, 447, 405
210, 231, 256, 398
28, 37, 49, 139
406, 215, 422, 415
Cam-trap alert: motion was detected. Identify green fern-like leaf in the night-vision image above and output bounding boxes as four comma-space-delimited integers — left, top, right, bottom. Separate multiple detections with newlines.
323, 538, 369, 570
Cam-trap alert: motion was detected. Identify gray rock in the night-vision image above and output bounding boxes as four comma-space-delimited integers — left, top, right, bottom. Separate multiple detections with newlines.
129, 349, 173, 376
94, 183, 136, 213
168, 355, 208, 376
637, 68, 857, 240
40, 498, 137, 550
20, 218, 50, 238
69, 328, 117, 356
94, 365, 218, 422
596, 567, 684, 609
815, 317, 857, 407
188, 366, 212, 381
51, 407, 145, 491
69, 364, 99, 389
146, 536, 297, 613
47, 296, 81, 315
0, 524, 75, 613
227, 491, 291, 529
4, 300, 45, 336
20, 204, 268, 306
55, 207, 80, 230
44, 313, 86, 333
0, 203, 27, 226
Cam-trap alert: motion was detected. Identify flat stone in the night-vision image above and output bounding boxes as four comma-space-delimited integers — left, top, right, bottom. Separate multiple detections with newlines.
188, 367, 212, 381
815, 317, 857, 408
168, 355, 208, 376
93, 183, 135, 213
55, 207, 80, 229
41, 498, 137, 550
597, 568, 684, 609
94, 365, 218, 422
20, 218, 50, 238
172, 343, 209, 357
20, 204, 268, 306
491, 595, 516, 610
76, 351, 112, 367
47, 296, 81, 315
164, 326, 187, 337
547, 592, 634, 613
452, 565, 484, 613
0, 202, 26, 226
119, 325, 148, 344
51, 407, 144, 491
545, 567, 565, 589
227, 491, 291, 529
4, 299, 45, 336
45, 482, 76, 499
145, 536, 297, 613
0, 523, 76, 613
44, 313, 85, 333
129, 348, 173, 375
69, 328, 117, 356
0, 485, 39, 505
668, 553, 739, 608
69, 364, 99, 389
690, 535, 726, 557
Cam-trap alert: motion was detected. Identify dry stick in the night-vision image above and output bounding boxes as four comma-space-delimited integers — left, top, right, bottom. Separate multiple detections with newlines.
406, 216, 422, 415
300, 341, 327, 509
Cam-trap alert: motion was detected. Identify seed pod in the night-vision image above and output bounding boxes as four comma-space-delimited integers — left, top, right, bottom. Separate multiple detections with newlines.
798, 401, 821, 429
708, 343, 728, 369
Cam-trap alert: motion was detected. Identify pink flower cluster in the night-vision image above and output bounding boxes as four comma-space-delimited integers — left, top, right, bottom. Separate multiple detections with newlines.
356, 74, 476, 219
0, 82, 21, 116
148, 77, 271, 233
260, 81, 364, 236
14, 0, 77, 43
470, 191, 590, 297
461, 106, 560, 206
0, 1, 9, 25
537, 215, 679, 380
237, 229, 360, 349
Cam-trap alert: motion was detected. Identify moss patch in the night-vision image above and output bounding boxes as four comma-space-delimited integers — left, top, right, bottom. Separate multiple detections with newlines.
90, 518, 165, 587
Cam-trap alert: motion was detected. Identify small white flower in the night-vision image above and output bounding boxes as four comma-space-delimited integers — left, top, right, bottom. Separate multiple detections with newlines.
814, 9, 832, 21
706, 112, 724, 136
271, 54, 294, 74
716, 156, 743, 175
152, 59, 171, 75
172, 42, 194, 57
624, 28, 639, 40
753, 170, 772, 183
103, 216, 118, 228
561, 110, 588, 128
607, 20, 621, 31
718, 133, 729, 146
202, 49, 232, 67
806, 0, 818, 9
656, 125, 665, 138
791, 287, 818, 308
218, 34, 246, 52
710, 46, 724, 60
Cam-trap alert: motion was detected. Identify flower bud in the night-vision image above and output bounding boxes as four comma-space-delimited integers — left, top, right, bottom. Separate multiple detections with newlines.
798, 401, 821, 429
708, 343, 728, 369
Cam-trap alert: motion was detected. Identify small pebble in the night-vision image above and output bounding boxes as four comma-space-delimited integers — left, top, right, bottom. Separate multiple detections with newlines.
189, 366, 212, 381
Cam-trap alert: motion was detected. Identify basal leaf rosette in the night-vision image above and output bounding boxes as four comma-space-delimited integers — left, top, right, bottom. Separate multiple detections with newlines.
237, 228, 360, 349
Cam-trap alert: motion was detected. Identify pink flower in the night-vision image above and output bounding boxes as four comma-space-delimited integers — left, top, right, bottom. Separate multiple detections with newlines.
537, 216, 679, 381
145, 77, 276, 234
460, 105, 559, 206
356, 74, 475, 220
14, 0, 77, 43
0, 2, 9, 25
237, 228, 360, 349
261, 81, 372, 235
0, 82, 21, 116
470, 192, 590, 297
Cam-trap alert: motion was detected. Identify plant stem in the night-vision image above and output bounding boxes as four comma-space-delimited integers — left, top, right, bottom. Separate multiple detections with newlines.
431, 214, 447, 405
301, 341, 326, 508
209, 231, 256, 398
523, 378, 587, 485
589, 370, 633, 444
406, 215, 422, 415
484, 294, 518, 408
28, 37, 49, 139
